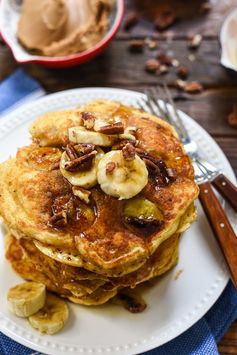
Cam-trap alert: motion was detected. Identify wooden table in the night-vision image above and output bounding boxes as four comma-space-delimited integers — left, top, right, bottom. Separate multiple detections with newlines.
0, 0, 237, 353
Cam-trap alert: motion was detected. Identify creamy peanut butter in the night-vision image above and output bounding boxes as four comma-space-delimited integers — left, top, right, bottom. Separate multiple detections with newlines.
17, 0, 114, 57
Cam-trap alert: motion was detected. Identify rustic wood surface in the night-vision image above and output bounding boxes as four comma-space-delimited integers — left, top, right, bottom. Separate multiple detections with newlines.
0, 0, 237, 353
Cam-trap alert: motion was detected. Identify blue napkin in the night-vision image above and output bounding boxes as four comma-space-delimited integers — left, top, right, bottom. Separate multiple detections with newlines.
0, 69, 237, 355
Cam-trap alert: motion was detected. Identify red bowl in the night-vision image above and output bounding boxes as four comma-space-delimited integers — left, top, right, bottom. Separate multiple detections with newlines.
0, 0, 124, 68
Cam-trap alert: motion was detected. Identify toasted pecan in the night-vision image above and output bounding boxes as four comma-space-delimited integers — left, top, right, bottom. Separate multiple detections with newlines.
64, 151, 97, 171
99, 122, 124, 134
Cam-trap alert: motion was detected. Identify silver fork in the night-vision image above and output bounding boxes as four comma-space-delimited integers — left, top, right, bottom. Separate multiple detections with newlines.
139, 86, 237, 211
137, 86, 237, 288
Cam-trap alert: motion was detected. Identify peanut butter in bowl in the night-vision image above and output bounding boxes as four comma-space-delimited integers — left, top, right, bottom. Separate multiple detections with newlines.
17, 0, 114, 57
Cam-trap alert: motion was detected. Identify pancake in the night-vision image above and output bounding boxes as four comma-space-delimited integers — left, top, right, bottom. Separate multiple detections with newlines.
5, 232, 179, 305
0, 100, 199, 277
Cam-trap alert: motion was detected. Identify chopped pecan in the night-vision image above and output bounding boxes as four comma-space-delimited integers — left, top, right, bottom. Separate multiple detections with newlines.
122, 143, 136, 161
106, 161, 116, 175
145, 59, 160, 73
49, 160, 60, 171
65, 144, 78, 160
175, 79, 186, 90
228, 105, 237, 127
112, 139, 136, 150
188, 34, 202, 49
184, 81, 203, 93
146, 38, 158, 50
157, 64, 169, 75
99, 122, 124, 134
81, 112, 95, 130
177, 65, 189, 79
124, 11, 139, 30
48, 210, 67, 228
64, 151, 97, 171
157, 53, 172, 66
72, 186, 91, 204
128, 39, 144, 53
74, 143, 95, 155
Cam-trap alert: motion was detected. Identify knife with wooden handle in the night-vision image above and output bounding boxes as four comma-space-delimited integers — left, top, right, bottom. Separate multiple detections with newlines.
199, 181, 237, 289
212, 174, 237, 213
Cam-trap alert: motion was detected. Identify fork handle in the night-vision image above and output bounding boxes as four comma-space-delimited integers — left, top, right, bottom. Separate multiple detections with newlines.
212, 174, 237, 213
199, 182, 237, 289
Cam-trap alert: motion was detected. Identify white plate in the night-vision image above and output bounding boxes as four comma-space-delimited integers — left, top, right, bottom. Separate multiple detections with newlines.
0, 88, 236, 355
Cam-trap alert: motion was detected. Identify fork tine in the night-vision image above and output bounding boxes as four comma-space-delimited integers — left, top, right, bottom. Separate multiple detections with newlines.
147, 86, 171, 122
163, 84, 189, 142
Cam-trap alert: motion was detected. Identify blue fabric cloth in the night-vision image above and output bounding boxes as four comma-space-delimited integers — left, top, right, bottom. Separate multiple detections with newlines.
0, 69, 237, 355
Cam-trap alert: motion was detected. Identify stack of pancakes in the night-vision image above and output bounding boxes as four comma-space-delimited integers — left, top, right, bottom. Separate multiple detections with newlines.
0, 100, 199, 306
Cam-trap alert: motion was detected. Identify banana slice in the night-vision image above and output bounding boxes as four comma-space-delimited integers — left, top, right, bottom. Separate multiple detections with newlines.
28, 293, 69, 335
60, 148, 104, 188
97, 151, 148, 199
34, 240, 83, 267
7, 282, 46, 317
68, 126, 115, 146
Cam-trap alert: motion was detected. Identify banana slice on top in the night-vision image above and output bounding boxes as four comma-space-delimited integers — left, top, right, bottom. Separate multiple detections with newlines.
68, 126, 115, 146
28, 293, 69, 335
60, 148, 104, 188
97, 151, 148, 199
7, 282, 46, 317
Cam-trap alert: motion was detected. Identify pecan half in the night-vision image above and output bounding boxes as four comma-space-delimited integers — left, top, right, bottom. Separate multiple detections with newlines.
106, 161, 116, 175
99, 122, 124, 134
122, 143, 136, 161
65, 144, 78, 160
64, 151, 97, 171
48, 210, 67, 228
128, 39, 144, 53
81, 112, 95, 130
145, 59, 160, 73
184, 81, 203, 93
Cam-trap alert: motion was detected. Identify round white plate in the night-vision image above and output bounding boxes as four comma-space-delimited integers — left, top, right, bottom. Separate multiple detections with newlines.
0, 88, 236, 355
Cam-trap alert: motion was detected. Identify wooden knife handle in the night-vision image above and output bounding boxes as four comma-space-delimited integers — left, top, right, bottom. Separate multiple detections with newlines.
199, 182, 237, 289
212, 174, 237, 213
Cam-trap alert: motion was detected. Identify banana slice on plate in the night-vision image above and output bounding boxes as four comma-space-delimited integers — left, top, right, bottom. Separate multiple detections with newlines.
68, 126, 115, 146
7, 282, 46, 317
28, 293, 69, 335
97, 150, 148, 199
60, 147, 104, 188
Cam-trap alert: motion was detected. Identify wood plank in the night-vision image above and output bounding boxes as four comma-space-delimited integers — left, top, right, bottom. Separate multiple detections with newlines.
21, 40, 237, 89
215, 137, 237, 175
119, 0, 237, 39
219, 320, 237, 354
2, 37, 237, 88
